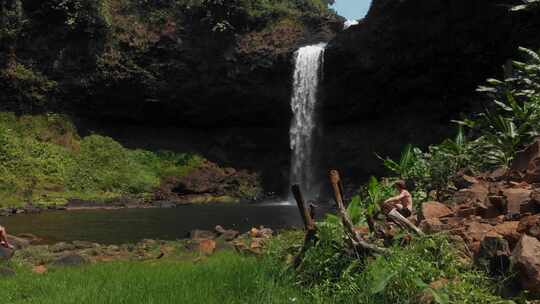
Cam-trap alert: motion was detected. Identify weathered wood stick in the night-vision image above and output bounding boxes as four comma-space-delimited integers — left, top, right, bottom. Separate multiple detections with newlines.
291, 185, 318, 268
329, 170, 389, 255
387, 209, 424, 236
292, 184, 316, 231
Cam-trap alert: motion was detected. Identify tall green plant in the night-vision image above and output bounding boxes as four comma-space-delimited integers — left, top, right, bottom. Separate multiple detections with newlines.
458, 47, 540, 166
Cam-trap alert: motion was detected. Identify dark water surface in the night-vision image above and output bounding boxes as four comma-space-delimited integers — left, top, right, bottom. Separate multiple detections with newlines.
2, 203, 304, 244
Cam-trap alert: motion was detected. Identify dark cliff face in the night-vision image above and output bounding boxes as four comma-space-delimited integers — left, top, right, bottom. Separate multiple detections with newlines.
319, 0, 540, 183
1, 0, 342, 127
323, 0, 540, 124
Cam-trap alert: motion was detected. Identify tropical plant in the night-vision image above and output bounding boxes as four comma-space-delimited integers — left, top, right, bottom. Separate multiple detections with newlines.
458, 47, 540, 166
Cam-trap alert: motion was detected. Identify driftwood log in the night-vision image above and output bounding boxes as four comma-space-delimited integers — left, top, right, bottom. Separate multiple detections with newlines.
329, 170, 389, 255
291, 184, 318, 267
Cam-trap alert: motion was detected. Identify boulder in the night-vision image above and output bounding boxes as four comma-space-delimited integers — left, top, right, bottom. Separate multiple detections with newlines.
502, 188, 533, 216
512, 138, 540, 183
52, 254, 88, 267
0, 246, 14, 261
512, 234, 540, 294
249, 227, 273, 239
476, 236, 511, 277
492, 221, 521, 247
50, 242, 76, 253
421, 202, 453, 220
451, 183, 489, 205
419, 218, 450, 234
465, 222, 494, 244
517, 214, 540, 240
190, 230, 216, 241
7, 234, 30, 249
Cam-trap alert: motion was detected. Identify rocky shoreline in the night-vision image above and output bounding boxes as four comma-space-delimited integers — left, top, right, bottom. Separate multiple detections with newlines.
0, 225, 275, 276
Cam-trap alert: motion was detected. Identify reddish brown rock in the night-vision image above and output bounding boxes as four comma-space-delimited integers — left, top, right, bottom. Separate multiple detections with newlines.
198, 239, 216, 255
421, 201, 453, 220
493, 221, 520, 247
512, 138, 540, 173
249, 227, 273, 239
453, 172, 479, 190
518, 214, 540, 240
512, 234, 540, 294
502, 188, 533, 215
419, 218, 450, 234
465, 222, 494, 244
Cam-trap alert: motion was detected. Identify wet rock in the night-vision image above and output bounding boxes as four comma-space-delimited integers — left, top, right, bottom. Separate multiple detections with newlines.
198, 239, 216, 256
53, 254, 88, 267
190, 230, 216, 241
421, 201, 453, 220
476, 236, 511, 277
512, 234, 540, 294
0, 246, 14, 261
0, 267, 15, 277
518, 214, 540, 240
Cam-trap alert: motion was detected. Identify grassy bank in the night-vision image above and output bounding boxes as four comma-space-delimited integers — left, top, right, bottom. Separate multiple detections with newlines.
0, 112, 205, 207
1, 251, 306, 304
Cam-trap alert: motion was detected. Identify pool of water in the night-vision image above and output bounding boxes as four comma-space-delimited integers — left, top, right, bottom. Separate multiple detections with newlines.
1, 202, 307, 244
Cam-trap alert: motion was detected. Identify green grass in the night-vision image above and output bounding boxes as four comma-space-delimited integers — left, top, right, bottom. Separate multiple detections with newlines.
267, 229, 516, 304
0, 112, 204, 207
1, 251, 307, 304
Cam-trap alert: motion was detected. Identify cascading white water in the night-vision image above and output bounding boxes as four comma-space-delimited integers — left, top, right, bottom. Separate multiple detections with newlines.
289, 43, 327, 197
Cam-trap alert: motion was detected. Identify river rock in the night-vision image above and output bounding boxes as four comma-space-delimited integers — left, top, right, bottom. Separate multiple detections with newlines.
198, 239, 216, 256
50, 242, 76, 253
249, 227, 273, 239
0, 246, 14, 261
512, 234, 540, 294
214, 225, 240, 241
72, 241, 97, 249
53, 254, 88, 267
421, 201, 453, 220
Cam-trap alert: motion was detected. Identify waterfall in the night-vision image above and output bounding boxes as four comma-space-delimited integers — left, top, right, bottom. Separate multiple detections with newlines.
289, 43, 327, 198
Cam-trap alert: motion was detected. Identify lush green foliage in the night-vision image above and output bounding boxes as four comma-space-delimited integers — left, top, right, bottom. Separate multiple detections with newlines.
0, 112, 203, 206
377, 48, 540, 199
1, 251, 309, 304
458, 47, 540, 166
268, 230, 515, 304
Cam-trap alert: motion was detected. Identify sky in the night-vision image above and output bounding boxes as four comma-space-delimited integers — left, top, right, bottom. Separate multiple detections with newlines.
331, 0, 371, 20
